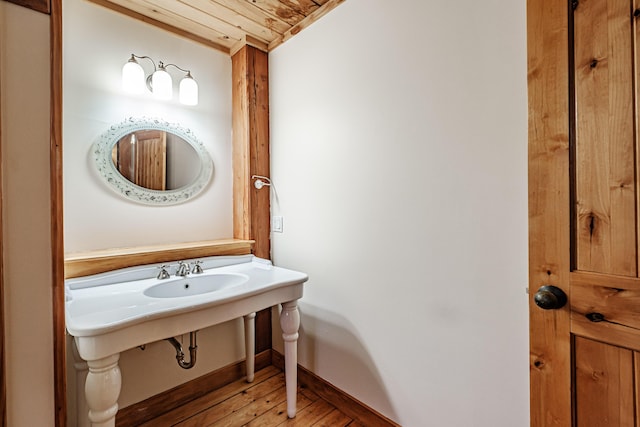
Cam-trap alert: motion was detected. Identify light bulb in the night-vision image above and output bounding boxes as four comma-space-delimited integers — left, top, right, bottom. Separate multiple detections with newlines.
179, 73, 198, 106
152, 64, 172, 100
122, 56, 144, 94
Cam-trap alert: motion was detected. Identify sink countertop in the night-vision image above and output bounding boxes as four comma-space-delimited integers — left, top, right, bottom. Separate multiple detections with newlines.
65, 256, 308, 337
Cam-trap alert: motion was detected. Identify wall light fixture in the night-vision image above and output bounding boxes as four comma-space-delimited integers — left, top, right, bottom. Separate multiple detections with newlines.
122, 54, 199, 106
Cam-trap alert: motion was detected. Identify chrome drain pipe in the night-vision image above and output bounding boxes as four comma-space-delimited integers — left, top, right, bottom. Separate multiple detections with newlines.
165, 331, 197, 369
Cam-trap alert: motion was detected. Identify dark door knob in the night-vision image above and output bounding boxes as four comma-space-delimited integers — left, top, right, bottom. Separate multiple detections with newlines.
534, 285, 567, 310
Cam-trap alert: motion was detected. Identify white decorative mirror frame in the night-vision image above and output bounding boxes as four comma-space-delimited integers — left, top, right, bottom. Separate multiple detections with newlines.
93, 117, 213, 205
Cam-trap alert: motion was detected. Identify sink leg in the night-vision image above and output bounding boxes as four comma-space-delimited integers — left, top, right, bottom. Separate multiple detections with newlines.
244, 312, 256, 382
85, 354, 121, 427
280, 300, 300, 418
71, 339, 90, 427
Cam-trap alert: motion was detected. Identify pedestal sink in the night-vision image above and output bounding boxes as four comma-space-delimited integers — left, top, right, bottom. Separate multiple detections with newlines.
65, 255, 308, 427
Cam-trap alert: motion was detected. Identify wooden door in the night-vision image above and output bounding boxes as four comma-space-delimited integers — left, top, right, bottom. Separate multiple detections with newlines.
134, 130, 167, 190
115, 130, 167, 190
529, 0, 640, 425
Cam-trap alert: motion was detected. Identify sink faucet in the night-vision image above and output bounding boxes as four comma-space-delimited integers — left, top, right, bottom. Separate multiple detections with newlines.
192, 260, 203, 274
176, 261, 190, 277
157, 265, 170, 280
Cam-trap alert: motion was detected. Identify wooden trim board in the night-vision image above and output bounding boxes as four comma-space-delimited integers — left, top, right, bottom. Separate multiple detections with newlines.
0, 3, 5, 423
272, 351, 400, 427
64, 239, 254, 278
3, 0, 50, 14
115, 350, 273, 427
50, 0, 65, 424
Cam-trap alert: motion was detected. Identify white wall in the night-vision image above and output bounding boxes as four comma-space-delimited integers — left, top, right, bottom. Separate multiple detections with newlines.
270, 1, 529, 426
1, 3, 55, 426
63, 1, 244, 422
63, 0, 233, 253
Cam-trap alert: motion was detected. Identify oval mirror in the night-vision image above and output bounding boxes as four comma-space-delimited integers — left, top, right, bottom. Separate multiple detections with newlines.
93, 117, 213, 205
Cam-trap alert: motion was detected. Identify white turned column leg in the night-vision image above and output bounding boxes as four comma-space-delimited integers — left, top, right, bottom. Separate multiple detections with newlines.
280, 300, 300, 418
244, 312, 256, 383
85, 354, 121, 427
71, 339, 90, 427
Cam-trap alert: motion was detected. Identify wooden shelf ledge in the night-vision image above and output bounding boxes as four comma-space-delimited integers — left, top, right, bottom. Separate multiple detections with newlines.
64, 239, 254, 279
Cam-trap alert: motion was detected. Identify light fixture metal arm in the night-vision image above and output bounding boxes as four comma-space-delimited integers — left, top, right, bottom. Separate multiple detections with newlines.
164, 63, 193, 76
129, 53, 157, 72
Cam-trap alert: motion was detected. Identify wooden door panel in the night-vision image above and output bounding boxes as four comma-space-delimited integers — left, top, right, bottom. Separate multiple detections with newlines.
574, 336, 635, 427
574, 0, 637, 276
573, 314, 640, 356
135, 132, 167, 191
571, 271, 640, 351
572, 284, 640, 333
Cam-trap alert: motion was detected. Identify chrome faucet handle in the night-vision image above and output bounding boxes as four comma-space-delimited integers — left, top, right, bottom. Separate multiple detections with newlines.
176, 261, 190, 277
157, 265, 171, 280
192, 260, 203, 274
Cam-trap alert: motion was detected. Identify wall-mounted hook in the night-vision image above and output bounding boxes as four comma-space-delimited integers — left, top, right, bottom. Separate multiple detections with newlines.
251, 175, 271, 190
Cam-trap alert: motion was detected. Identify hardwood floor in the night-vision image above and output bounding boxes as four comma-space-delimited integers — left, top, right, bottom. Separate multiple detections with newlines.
136, 365, 365, 427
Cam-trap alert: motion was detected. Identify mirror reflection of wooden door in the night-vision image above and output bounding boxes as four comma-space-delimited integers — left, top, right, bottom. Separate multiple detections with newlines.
529, 0, 640, 425
114, 130, 167, 190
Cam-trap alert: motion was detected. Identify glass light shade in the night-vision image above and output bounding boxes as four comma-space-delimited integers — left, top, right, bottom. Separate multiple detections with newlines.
179, 74, 198, 106
152, 68, 172, 100
122, 59, 145, 94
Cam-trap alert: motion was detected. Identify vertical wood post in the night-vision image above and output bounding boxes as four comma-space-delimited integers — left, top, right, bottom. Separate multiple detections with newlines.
51, 0, 66, 424
232, 45, 272, 353
0, 4, 4, 425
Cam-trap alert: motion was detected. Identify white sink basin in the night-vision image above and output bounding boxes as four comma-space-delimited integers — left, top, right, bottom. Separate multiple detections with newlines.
143, 273, 248, 298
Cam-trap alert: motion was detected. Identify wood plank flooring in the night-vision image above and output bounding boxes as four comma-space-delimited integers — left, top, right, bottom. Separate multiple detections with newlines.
136, 365, 365, 427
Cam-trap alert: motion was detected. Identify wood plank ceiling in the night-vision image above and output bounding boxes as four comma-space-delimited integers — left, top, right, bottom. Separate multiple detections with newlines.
89, 0, 345, 55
